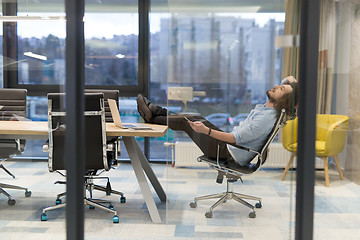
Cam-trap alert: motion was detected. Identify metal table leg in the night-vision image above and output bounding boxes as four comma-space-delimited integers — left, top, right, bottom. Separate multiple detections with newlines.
123, 137, 162, 223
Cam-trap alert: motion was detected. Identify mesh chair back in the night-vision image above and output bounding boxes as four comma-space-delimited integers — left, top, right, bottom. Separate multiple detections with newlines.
47, 93, 108, 172
242, 109, 287, 173
203, 109, 287, 174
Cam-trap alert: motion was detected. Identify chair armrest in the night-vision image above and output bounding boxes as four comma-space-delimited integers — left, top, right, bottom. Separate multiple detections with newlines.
325, 118, 348, 156
106, 137, 120, 167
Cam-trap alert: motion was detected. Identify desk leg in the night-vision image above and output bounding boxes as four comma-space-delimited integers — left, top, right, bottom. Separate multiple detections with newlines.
123, 137, 161, 223
131, 138, 167, 202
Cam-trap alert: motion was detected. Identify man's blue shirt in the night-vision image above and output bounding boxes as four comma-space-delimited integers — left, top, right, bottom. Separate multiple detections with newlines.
227, 104, 277, 166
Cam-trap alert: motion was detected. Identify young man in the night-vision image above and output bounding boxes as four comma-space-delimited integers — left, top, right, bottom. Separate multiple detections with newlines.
137, 77, 298, 166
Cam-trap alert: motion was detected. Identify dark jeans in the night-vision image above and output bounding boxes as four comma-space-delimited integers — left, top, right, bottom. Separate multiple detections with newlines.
152, 114, 232, 160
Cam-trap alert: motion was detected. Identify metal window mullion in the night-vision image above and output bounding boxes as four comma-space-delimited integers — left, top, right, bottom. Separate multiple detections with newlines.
139, 0, 151, 159
2, 0, 17, 89
65, 0, 85, 239
296, 0, 320, 239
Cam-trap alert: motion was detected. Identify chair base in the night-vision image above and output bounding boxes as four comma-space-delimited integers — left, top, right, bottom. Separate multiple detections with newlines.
41, 177, 125, 223
1, 163, 15, 178
0, 183, 32, 205
189, 179, 261, 218
92, 184, 126, 202
41, 197, 119, 223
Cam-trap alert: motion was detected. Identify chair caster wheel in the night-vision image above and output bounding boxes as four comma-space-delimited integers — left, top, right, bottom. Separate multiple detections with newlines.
255, 202, 262, 208
189, 201, 197, 208
89, 205, 95, 209
55, 199, 62, 205
205, 211, 213, 218
249, 211, 256, 218
25, 191, 32, 197
41, 213, 48, 221
8, 199, 16, 205
109, 205, 114, 210
120, 196, 126, 203
113, 215, 119, 223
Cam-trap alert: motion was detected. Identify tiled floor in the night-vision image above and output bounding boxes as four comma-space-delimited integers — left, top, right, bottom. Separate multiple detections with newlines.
1, 160, 360, 239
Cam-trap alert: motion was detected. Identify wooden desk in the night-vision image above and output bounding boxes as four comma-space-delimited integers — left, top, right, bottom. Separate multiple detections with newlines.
0, 120, 168, 223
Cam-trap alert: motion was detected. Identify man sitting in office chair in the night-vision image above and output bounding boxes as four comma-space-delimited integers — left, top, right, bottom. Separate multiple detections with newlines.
137, 76, 298, 167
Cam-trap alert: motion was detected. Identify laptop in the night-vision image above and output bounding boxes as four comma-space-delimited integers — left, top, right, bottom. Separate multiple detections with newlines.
108, 99, 152, 130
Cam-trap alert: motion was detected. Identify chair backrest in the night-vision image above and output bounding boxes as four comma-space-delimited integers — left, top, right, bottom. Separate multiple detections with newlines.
0, 89, 27, 158
0, 88, 27, 120
240, 109, 287, 173
203, 109, 287, 175
47, 93, 108, 172
282, 117, 298, 153
84, 89, 119, 123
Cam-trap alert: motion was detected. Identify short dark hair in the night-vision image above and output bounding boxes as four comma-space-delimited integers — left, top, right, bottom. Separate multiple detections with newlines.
274, 82, 298, 119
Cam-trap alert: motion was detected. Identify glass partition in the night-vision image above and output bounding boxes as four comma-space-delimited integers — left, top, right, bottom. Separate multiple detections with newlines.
84, 11, 138, 86
0, 0, 67, 237
2, 0, 360, 239
162, 0, 299, 239
312, 0, 360, 238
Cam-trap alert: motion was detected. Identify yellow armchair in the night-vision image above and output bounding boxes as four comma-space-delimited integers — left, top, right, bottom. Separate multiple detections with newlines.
281, 114, 349, 187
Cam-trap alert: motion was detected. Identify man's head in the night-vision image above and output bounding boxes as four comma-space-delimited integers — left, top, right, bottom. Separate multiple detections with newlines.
267, 82, 298, 118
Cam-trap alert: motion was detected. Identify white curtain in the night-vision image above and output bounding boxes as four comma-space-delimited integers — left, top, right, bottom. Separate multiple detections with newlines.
281, 0, 300, 80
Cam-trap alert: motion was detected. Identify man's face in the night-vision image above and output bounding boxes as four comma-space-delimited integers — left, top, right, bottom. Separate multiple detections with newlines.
267, 84, 293, 102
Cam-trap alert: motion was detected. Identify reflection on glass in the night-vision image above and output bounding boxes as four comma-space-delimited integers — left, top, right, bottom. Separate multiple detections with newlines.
150, 12, 285, 122
150, 11, 286, 160
0, 22, 2, 87
17, 12, 139, 86
84, 13, 138, 86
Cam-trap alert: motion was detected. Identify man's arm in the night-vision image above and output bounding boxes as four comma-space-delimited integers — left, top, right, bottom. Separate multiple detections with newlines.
188, 121, 236, 144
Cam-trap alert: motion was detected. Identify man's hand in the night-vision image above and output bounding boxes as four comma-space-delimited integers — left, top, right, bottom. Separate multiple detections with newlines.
282, 75, 297, 85
187, 120, 236, 144
188, 120, 209, 135
287, 75, 297, 84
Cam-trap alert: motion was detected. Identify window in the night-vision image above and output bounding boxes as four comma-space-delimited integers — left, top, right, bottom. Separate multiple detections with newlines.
149, 6, 286, 159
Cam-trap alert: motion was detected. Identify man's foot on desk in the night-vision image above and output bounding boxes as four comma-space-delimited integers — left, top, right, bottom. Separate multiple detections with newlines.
137, 94, 153, 122
137, 94, 168, 122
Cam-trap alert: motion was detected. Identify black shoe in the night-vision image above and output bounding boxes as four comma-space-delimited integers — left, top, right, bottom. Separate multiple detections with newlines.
137, 94, 153, 122
143, 96, 167, 116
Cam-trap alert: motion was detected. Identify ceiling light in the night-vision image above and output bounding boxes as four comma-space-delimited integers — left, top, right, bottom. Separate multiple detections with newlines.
116, 54, 125, 58
24, 52, 47, 61
0, 16, 66, 22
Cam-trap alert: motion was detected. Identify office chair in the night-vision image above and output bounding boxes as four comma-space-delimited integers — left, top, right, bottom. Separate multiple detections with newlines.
85, 89, 120, 122
0, 88, 32, 205
41, 93, 122, 223
190, 109, 286, 218
281, 114, 349, 187
84, 89, 124, 198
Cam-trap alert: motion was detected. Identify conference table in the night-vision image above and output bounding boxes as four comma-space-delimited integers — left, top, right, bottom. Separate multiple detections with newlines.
0, 120, 168, 223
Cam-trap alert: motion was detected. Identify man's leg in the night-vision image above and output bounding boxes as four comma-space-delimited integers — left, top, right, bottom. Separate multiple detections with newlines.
137, 95, 231, 160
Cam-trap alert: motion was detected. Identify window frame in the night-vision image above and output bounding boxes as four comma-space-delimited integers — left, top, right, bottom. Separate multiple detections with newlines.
3, 0, 149, 98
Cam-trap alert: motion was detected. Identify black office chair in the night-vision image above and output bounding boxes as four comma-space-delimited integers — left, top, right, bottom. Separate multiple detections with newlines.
190, 109, 287, 218
84, 89, 124, 199
85, 89, 120, 122
41, 93, 122, 223
0, 88, 32, 205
